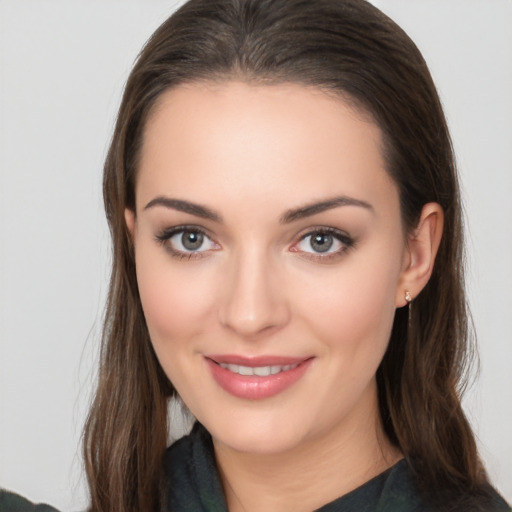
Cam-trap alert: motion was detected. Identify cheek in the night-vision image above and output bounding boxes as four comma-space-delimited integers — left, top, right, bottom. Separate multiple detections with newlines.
295, 253, 401, 356
135, 247, 217, 352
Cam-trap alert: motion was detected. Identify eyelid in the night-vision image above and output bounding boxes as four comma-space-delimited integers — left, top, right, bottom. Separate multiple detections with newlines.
155, 225, 220, 259
155, 224, 354, 261
290, 226, 355, 260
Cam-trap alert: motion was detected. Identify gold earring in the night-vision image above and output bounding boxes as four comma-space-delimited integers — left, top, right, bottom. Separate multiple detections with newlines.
405, 291, 412, 303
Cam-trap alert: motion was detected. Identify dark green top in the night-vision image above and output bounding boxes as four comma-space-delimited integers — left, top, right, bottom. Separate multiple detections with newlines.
0, 491, 59, 512
163, 423, 511, 512
2, 423, 511, 511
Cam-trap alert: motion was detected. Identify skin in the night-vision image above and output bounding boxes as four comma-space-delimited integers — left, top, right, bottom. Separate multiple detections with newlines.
126, 81, 443, 512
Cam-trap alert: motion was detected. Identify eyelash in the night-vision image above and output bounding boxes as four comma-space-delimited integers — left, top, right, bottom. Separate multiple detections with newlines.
155, 225, 216, 260
292, 227, 355, 262
155, 225, 355, 262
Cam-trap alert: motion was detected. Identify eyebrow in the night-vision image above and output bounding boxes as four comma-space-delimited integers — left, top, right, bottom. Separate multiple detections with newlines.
144, 196, 223, 222
280, 196, 373, 224
143, 194, 373, 224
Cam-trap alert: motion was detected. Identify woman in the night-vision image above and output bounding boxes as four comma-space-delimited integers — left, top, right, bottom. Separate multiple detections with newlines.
1, 0, 510, 511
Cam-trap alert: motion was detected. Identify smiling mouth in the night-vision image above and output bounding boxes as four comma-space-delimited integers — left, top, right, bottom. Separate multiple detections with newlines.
217, 362, 300, 376
205, 355, 313, 400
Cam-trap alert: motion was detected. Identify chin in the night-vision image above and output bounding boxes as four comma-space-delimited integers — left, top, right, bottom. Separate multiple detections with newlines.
200, 409, 315, 455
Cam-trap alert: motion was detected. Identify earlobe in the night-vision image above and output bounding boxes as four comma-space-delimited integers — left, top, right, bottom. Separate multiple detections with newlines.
396, 202, 444, 307
124, 208, 136, 242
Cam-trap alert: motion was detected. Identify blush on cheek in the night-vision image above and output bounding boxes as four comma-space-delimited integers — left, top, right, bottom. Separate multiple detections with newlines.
301, 266, 397, 354
135, 250, 216, 344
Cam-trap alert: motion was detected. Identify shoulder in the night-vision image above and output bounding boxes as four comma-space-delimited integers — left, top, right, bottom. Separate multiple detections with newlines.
377, 461, 511, 512
162, 422, 227, 511
0, 490, 60, 512
163, 421, 210, 476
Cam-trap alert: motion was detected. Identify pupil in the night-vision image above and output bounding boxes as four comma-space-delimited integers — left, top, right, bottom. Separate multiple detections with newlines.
311, 233, 333, 253
182, 231, 203, 250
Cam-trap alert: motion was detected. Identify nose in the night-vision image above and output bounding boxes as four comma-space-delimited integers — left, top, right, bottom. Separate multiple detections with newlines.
218, 247, 290, 338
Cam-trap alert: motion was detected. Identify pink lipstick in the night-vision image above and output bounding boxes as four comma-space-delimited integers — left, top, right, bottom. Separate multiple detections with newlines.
205, 354, 313, 400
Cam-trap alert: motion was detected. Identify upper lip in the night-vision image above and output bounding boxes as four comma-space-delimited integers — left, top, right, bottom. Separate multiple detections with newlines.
205, 354, 312, 366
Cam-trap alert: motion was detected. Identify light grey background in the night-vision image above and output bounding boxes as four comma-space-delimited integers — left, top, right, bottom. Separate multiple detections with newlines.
0, 1, 510, 510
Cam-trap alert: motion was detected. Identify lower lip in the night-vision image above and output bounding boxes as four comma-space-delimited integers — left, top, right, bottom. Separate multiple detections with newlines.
205, 358, 313, 400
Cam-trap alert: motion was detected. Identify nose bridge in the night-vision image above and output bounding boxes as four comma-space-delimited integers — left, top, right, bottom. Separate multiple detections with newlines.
219, 242, 289, 337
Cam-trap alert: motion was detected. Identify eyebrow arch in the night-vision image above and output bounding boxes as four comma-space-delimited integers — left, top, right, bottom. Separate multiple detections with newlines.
144, 196, 223, 223
280, 196, 373, 224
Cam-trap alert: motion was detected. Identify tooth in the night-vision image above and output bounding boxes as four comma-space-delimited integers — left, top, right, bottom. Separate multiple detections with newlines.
238, 365, 254, 376
254, 366, 271, 376
219, 362, 300, 375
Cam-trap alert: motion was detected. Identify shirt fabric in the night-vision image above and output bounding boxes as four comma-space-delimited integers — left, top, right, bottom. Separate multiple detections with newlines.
1, 423, 511, 511
163, 422, 511, 512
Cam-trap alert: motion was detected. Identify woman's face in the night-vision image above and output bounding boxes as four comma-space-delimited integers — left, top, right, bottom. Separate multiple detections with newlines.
127, 82, 410, 454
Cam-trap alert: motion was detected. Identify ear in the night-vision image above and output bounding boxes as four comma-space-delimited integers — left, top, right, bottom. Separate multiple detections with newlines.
124, 208, 136, 242
396, 202, 444, 307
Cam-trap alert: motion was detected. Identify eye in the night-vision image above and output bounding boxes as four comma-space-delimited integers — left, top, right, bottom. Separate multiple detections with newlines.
156, 227, 219, 257
292, 228, 354, 258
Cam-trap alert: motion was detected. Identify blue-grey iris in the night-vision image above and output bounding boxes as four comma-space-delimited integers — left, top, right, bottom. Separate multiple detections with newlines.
311, 233, 333, 253
182, 231, 203, 250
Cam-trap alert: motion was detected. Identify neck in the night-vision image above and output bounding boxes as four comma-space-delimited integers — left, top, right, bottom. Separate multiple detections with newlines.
213, 384, 402, 512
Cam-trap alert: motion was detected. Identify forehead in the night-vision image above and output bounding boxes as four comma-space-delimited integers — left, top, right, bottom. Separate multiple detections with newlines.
136, 81, 396, 214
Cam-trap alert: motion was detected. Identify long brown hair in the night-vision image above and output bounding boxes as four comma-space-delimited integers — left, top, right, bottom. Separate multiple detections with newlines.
83, 0, 494, 510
